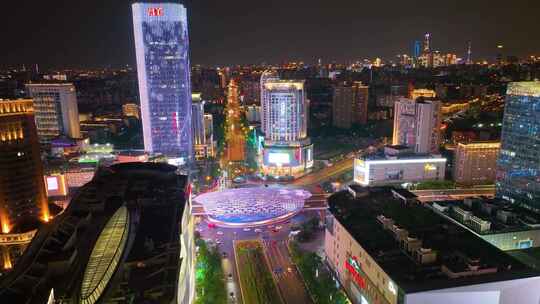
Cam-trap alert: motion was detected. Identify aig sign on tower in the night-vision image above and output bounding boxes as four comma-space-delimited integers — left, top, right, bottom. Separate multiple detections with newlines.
148, 7, 163, 16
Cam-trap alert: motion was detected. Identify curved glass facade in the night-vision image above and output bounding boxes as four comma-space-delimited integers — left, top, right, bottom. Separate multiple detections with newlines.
132, 3, 193, 162
497, 82, 540, 209
80, 206, 130, 304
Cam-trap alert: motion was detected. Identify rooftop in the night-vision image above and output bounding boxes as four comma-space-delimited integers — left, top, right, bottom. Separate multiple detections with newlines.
328, 187, 539, 293
361, 151, 445, 162
429, 197, 540, 235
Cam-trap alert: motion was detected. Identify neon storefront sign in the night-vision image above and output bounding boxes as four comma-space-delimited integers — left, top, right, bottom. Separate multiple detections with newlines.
345, 256, 366, 289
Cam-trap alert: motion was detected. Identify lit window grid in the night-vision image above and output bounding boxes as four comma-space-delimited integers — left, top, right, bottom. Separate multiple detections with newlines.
496, 87, 540, 207
262, 84, 307, 143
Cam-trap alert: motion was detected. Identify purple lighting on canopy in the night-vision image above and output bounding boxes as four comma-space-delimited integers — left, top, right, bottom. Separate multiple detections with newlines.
194, 187, 311, 227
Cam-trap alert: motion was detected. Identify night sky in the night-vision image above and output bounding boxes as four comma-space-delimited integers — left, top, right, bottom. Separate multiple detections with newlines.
2, 0, 539, 69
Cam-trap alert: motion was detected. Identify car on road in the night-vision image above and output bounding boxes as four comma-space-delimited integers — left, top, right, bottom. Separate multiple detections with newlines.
207, 222, 217, 229
243, 228, 251, 232
228, 273, 233, 280
217, 230, 224, 235
222, 252, 228, 258
254, 228, 262, 233
275, 225, 282, 230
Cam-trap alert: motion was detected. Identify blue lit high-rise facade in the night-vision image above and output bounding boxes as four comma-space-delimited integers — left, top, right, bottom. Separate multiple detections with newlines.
132, 3, 193, 164
496, 82, 540, 210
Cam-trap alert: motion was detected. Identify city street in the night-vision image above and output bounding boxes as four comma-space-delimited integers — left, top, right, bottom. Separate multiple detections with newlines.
196, 210, 321, 304
262, 239, 313, 304
293, 158, 354, 186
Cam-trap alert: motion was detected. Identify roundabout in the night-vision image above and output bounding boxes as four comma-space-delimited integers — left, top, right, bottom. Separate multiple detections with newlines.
193, 187, 311, 227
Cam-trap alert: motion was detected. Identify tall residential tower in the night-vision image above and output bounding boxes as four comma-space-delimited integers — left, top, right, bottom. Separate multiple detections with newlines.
392, 97, 441, 154
132, 2, 193, 165
332, 81, 369, 129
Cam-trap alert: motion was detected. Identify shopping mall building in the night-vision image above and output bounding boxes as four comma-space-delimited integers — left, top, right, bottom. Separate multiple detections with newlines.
325, 187, 540, 304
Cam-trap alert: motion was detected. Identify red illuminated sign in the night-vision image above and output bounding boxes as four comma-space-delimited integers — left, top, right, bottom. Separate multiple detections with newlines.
345, 256, 366, 289
148, 7, 163, 16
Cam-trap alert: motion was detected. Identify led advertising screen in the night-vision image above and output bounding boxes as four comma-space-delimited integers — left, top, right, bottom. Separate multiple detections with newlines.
263, 147, 301, 167
44, 175, 68, 197
268, 152, 290, 164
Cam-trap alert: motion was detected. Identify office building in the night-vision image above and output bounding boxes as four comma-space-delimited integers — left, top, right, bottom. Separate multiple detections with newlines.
192, 93, 205, 146
0, 99, 49, 233
354, 146, 446, 186
192, 93, 213, 159
122, 103, 140, 119
392, 98, 441, 154
260, 71, 313, 177
333, 81, 369, 128
132, 2, 193, 164
497, 82, 540, 210
454, 142, 500, 186
0, 163, 195, 304
203, 114, 215, 157
325, 187, 540, 304
26, 83, 80, 143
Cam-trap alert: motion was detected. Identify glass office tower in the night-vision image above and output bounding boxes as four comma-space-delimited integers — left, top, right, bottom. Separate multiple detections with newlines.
496, 82, 540, 210
132, 3, 193, 164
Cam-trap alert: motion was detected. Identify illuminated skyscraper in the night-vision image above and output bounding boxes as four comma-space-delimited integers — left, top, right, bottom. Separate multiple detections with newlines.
392, 98, 441, 154
25, 83, 80, 143
466, 41, 472, 65
260, 72, 313, 177
496, 82, 540, 209
132, 2, 193, 164
0, 99, 49, 233
424, 33, 431, 52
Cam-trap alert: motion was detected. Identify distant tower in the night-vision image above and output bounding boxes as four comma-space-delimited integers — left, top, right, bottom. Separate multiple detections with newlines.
424, 33, 431, 52
413, 41, 422, 59
466, 41, 472, 65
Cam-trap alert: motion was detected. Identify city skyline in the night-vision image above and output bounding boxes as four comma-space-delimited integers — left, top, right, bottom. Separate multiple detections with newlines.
1, 0, 540, 69
2, 1, 540, 303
